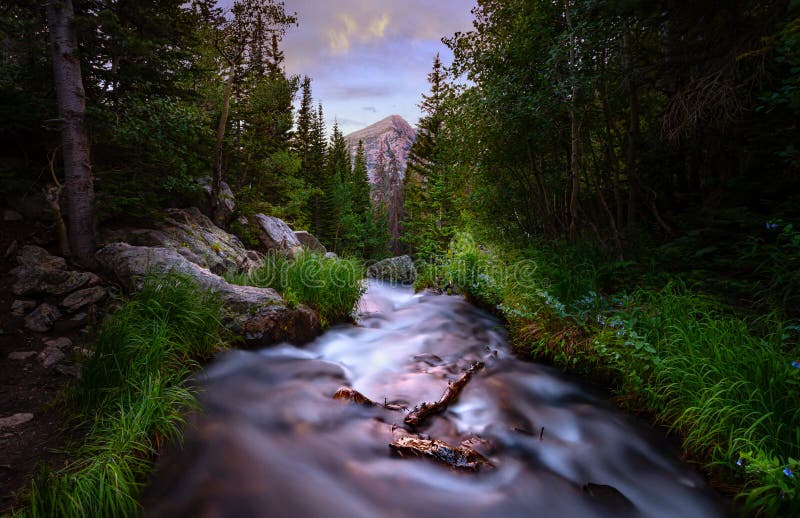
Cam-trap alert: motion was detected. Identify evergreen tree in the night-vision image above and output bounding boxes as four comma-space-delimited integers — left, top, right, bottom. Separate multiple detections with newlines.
328, 121, 354, 253
294, 76, 314, 167
385, 144, 403, 254
402, 53, 452, 257
307, 103, 331, 242
351, 140, 372, 220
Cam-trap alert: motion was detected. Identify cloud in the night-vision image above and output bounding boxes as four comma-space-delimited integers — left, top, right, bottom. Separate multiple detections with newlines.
217, 0, 477, 132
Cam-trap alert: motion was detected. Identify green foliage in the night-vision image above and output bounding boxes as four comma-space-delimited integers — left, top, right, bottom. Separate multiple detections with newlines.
21, 274, 225, 517
93, 96, 212, 221
417, 232, 800, 513
226, 252, 365, 327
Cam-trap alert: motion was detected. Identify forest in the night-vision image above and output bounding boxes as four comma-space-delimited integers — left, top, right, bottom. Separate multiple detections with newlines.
1, 0, 799, 516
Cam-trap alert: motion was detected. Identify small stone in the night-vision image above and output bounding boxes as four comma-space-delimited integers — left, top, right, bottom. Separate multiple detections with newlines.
38, 346, 66, 368
61, 286, 108, 313
24, 303, 62, 333
4, 240, 19, 260
3, 209, 23, 222
11, 299, 37, 317
8, 351, 37, 361
71, 312, 88, 322
0, 413, 33, 429
74, 347, 94, 358
324, 252, 339, 259
55, 364, 82, 379
43, 337, 72, 349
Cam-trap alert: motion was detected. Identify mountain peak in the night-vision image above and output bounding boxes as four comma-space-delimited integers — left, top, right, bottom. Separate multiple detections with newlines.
345, 115, 417, 183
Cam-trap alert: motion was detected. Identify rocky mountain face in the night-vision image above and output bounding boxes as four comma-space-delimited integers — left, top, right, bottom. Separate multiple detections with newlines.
345, 115, 417, 182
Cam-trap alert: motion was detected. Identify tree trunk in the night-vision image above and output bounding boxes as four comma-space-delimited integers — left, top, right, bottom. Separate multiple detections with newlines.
46, 0, 94, 266
565, 1, 580, 242
624, 28, 641, 232
212, 64, 236, 226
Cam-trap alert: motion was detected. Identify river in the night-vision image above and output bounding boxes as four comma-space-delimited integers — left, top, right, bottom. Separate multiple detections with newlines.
145, 281, 725, 517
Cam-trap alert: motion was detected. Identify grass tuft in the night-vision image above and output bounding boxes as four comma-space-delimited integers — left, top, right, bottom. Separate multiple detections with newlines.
18, 273, 224, 517
226, 251, 365, 327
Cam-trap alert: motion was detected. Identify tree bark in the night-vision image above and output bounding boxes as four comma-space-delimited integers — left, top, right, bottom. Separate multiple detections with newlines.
46, 0, 94, 266
212, 63, 236, 226
564, 0, 580, 242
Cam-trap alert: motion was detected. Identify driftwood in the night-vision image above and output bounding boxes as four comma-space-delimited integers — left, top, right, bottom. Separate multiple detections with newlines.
389, 435, 491, 471
404, 361, 484, 428
333, 387, 406, 411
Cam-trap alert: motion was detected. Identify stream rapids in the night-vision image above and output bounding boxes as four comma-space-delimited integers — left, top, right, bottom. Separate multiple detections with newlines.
145, 281, 725, 517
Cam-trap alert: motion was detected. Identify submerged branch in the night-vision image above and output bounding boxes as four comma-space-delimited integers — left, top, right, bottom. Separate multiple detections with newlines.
404, 361, 484, 429
389, 434, 492, 471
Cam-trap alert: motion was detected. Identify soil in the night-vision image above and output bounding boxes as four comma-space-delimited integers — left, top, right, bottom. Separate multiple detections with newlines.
0, 219, 89, 514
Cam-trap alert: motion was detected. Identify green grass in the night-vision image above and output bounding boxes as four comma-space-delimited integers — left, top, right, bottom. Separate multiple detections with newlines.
18, 273, 225, 517
226, 251, 365, 327
420, 231, 800, 515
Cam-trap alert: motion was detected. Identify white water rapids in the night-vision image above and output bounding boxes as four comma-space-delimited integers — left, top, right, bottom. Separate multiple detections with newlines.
145, 281, 725, 517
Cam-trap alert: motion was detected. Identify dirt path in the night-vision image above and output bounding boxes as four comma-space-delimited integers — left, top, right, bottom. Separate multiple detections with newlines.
0, 220, 86, 514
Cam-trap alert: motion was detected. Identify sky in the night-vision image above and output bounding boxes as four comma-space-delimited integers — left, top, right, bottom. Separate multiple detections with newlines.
225, 0, 478, 136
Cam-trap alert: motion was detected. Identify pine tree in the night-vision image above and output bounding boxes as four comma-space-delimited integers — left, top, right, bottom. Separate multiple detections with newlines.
351, 140, 372, 219
402, 53, 451, 257
294, 76, 314, 170
325, 120, 350, 249
386, 144, 403, 254
308, 102, 331, 242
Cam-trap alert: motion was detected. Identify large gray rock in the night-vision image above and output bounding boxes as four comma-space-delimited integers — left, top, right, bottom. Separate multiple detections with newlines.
254, 214, 303, 257
367, 255, 416, 284
294, 231, 326, 254
195, 176, 236, 224
96, 243, 319, 346
25, 303, 62, 333
100, 207, 256, 274
11, 246, 100, 296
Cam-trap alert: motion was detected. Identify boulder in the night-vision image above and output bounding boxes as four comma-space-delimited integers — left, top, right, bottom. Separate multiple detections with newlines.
61, 286, 109, 313
95, 243, 319, 346
25, 303, 62, 333
100, 207, 256, 274
11, 245, 100, 296
195, 176, 236, 224
11, 299, 37, 317
254, 214, 303, 257
294, 231, 326, 254
367, 255, 416, 284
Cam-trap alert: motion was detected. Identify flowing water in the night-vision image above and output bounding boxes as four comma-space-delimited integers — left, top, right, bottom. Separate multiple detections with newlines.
146, 281, 725, 517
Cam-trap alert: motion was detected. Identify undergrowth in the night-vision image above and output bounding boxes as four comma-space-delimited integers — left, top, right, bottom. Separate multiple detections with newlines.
225, 251, 365, 327
419, 231, 800, 515
18, 273, 225, 517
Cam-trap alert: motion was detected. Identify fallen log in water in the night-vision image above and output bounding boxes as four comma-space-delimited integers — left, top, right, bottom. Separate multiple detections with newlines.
389, 435, 492, 471
404, 361, 484, 428
333, 386, 405, 411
